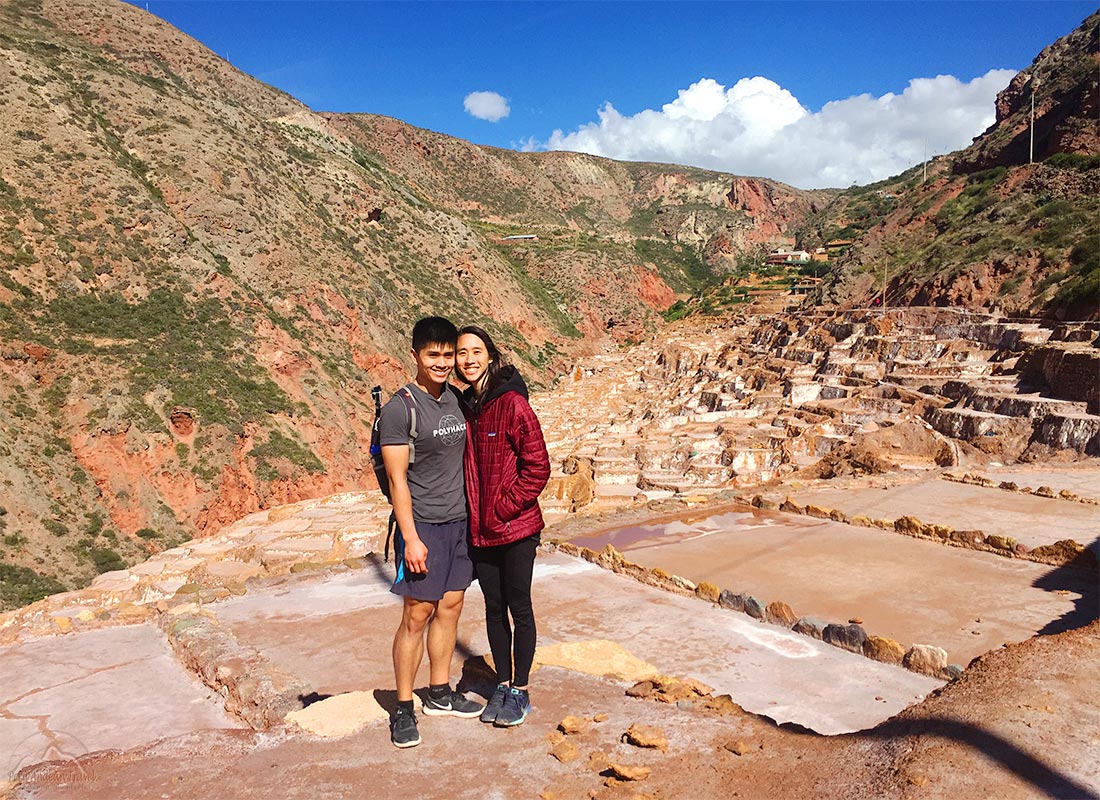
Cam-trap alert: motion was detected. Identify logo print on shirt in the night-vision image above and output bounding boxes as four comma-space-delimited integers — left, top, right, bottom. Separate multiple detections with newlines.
434, 414, 466, 446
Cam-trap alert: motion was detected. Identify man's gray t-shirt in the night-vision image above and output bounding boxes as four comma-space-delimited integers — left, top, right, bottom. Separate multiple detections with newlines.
378, 383, 467, 523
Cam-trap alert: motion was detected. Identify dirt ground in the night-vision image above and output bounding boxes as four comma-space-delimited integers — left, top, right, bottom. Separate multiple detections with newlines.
10, 620, 1098, 800
4, 473, 1098, 800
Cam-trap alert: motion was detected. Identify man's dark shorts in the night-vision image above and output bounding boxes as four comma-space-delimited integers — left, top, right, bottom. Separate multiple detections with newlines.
391, 518, 474, 602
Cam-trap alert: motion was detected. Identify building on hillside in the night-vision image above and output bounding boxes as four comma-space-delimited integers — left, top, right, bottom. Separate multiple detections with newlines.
765, 248, 811, 265
502, 234, 538, 241
825, 239, 854, 257
812, 247, 829, 263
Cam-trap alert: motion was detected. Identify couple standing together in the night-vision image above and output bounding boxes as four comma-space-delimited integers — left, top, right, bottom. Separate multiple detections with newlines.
377, 316, 551, 748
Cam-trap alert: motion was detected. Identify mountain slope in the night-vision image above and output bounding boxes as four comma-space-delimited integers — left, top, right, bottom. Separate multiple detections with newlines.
0, 0, 821, 606
805, 11, 1098, 319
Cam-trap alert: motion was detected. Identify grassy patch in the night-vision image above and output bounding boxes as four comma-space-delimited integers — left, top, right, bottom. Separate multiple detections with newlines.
72, 539, 126, 574
1045, 152, 1100, 171
488, 245, 581, 338
634, 238, 713, 292
45, 289, 296, 432
286, 144, 321, 165
42, 518, 69, 537
251, 429, 324, 477
0, 564, 65, 610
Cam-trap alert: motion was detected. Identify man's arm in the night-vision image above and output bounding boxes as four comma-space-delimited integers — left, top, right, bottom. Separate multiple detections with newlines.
382, 444, 428, 574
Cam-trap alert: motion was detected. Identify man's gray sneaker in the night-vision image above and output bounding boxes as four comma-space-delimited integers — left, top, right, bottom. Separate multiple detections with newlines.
422, 690, 484, 718
390, 706, 421, 748
480, 683, 509, 723
493, 687, 531, 727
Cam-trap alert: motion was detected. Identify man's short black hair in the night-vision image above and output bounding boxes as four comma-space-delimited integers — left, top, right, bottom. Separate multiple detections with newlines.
411, 316, 458, 352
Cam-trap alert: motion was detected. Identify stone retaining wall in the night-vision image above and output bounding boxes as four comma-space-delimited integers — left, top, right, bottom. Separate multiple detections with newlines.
160, 608, 311, 729
942, 471, 1099, 505
757, 494, 1098, 571
1016, 344, 1100, 413
548, 541, 959, 682
0, 493, 389, 646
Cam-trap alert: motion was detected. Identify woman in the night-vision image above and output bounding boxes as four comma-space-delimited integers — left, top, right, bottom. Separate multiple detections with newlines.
455, 325, 551, 727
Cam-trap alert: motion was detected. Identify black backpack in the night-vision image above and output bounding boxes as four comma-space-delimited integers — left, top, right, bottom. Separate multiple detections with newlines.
370, 385, 418, 500
370, 385, 418, 561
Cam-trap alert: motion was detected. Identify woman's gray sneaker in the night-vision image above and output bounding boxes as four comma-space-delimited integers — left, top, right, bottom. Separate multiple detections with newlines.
493, 687, 531, 727
390, 707, 421, 748
422, 690, 484, 718
481, 683, 509, 723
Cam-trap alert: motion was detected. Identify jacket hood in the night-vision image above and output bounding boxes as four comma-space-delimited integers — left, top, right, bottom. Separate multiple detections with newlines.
462, 364, 529, 411
484, 364, 529, 405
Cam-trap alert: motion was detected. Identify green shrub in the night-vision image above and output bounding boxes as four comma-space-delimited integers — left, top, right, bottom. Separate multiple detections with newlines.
84, 512, 104, 535
999, 273, 1025, 296
286, 144, 320, 164
0, 564, 65, 610
1045, 152, 1100, 171
251, 429, 325, 476
254, 461, 280, 482
41, 518, 68, 537
966, 166, 1008, 186
75, 542, 126, 573
1069, 241, 1099, 270
662, 300, 689, 323
1054, 264, 1100, 307
634, 238, 712, 291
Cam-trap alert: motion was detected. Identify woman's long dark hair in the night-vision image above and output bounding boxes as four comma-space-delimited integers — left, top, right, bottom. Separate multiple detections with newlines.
457, 325, 509, 414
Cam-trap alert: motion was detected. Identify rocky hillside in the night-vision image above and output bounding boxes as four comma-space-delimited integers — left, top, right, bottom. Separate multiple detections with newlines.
0, 0, 822, 606
1, 0, 1093, 610
803, 11, 1098, 320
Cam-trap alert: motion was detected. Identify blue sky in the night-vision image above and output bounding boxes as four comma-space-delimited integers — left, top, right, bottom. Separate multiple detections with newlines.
138, 1, 1095, 187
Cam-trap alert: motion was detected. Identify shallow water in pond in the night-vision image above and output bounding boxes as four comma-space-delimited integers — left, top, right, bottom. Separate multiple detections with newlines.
572, 504, 1097, 666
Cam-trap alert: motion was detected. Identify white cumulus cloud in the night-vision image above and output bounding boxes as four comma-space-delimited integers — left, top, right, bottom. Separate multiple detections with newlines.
464, 90, 511, 122
531, 71, 1015, 188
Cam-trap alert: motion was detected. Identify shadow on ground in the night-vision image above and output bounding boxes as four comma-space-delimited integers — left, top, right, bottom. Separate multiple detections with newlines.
1033, 536, 1100, 636
870, 716, 1100, 800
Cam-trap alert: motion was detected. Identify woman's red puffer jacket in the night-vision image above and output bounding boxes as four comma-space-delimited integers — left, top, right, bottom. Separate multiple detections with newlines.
462, 367, 551, 548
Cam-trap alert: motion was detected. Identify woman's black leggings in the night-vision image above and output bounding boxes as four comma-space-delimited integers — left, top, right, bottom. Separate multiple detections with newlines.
472, 533, 539, 687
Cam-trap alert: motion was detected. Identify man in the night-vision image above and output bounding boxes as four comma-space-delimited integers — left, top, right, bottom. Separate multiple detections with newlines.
379, 316, 483, 748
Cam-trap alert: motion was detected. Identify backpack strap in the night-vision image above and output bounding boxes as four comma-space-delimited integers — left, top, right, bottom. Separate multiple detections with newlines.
383, 387, 419, 564
398, 387, 418, 463
384, 510, 397, 563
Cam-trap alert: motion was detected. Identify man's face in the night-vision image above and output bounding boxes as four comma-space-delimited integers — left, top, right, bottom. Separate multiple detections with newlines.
411, 341, 455, 388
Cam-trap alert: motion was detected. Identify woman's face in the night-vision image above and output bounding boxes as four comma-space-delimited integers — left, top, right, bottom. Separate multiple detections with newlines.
456, 333, 490, 385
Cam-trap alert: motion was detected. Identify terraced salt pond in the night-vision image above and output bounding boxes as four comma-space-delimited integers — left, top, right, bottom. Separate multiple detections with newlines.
210, 550, 939, 736
570, 504, 1097, 666
787, 478, 1100, 552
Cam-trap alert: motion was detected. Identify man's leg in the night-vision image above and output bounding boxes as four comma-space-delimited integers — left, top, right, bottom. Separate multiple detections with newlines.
426, 588, 465, 686
393, 596, 436, 701
419, 588, 482, 718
